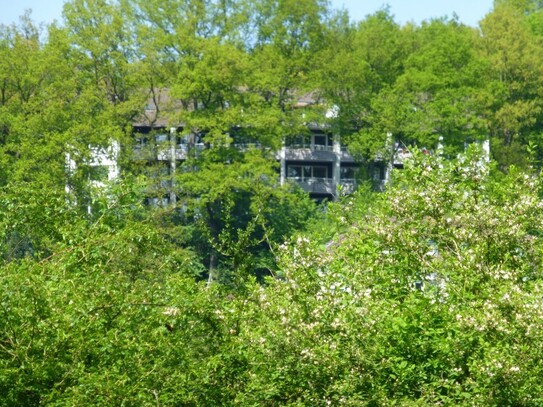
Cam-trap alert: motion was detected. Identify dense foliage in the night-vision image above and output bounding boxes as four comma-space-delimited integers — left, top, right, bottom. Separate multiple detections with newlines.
3, 0, 543, 404
4, 149, 543, 405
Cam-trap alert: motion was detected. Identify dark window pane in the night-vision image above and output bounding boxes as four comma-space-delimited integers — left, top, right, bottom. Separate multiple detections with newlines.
313, 166, 327, 178
288, 166, 301, 178
314, 134, 326, 146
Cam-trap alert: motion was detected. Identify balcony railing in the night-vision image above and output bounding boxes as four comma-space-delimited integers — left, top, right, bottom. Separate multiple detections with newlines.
286, 143, 334, 151
135, 143, 206, 161
288, 177, 335, 195
339, 149, 355, 162
284, 147, 336, 162
339, 179, 356, 194
393, 148, 411, 166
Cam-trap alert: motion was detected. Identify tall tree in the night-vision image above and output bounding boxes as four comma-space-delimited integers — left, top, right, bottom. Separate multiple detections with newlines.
0, 15, 84, 188
317, 9, 405, 136
124, 0, 323, 281
480, 4, 543, 168
350, 17, 487, 161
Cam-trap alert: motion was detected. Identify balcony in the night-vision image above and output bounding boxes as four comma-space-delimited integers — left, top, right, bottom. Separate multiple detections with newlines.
339, 179, 356, 194
289, 177, 335, 195
339, 147, 355, 163
135, 143, 206, 161
176, 144, 207, 160
284, 146, 336, 162
393, 147, 412, 167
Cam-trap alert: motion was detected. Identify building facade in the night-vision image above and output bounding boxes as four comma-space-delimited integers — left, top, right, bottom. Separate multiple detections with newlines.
129, 121, 389, 203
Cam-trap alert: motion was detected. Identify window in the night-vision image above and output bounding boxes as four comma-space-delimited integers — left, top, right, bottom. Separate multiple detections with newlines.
340, 166, 356, 180
372, 165, 386, 181
286, 132, 332, 150
313, 134, 327, 149
287, 165, 328, 180
155, 134, 169, 143
288, 165, 302, 179
312, 166, 327, 178
286, 135, 309, 148
136, 136, 148, 146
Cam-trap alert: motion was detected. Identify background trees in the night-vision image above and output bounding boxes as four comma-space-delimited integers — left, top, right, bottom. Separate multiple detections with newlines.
5, 0, 543, 181
480, 3, 543, 169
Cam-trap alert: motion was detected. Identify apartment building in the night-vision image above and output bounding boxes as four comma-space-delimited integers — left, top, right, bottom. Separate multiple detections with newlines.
129, 119, 392, 203
69, 90, 391, 203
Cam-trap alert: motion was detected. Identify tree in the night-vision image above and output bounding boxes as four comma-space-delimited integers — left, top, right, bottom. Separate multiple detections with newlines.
124, 0, 325, 281
349, 17, 488, 163
0, 16, 70, 188
233, 148, 543, 404
481, 4, 543, 169
317, 9, 405, 136
173, 148, 316, 285
244, 0, 330, 139
62, 0, 143, 116
494, 0, 543, 13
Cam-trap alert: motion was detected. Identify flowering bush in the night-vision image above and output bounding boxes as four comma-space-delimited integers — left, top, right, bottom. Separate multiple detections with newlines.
235, 147, 543, 405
